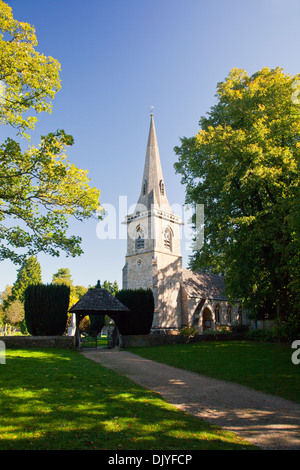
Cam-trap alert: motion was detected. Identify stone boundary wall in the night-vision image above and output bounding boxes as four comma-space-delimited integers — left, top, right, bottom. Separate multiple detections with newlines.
120, 333, 242, 348
0, 335, 76, 349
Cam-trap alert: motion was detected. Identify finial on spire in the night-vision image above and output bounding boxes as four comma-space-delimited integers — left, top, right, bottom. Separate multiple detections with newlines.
150, 106, 155, 116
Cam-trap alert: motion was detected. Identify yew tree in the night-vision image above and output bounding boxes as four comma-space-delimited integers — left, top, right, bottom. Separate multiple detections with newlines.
0, 1, 101, 264
174, 67, 300, 321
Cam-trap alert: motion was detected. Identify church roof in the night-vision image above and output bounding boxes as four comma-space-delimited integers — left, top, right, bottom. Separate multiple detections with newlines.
181, 269, 228, 300
69, 286, 129, 315
135, 114, 172, 212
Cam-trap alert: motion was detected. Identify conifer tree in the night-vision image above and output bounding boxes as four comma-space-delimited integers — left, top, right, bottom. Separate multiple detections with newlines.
52, 268, 73, 286
7, 255, 42, 304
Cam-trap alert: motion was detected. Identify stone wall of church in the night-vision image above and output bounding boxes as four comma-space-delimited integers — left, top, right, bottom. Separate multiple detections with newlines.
126, 213, 153, 256
123, 207, 183, 331
181, 287, 247, 333
152, 253, 183, 330
123, 252, 155, 291
212, 301, 241, 328
180, 286, 189, 327
153, 214, 182, 257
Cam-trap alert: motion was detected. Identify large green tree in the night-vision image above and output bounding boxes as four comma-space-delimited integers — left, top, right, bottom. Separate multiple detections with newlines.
9, 255, 42, 302
3, 298, 23, 325
0, 1, 61, 136
102, 279, 119, 297
52, 268, 73, 286
0, 1, 101, 264
174, 67, 300, 321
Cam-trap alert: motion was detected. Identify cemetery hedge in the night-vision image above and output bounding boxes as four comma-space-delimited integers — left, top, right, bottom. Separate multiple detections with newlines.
24, 284, 70, 336
115, 288, 154, 335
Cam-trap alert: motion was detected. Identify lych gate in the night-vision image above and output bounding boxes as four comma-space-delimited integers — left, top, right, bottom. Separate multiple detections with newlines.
69, 281, 129, 348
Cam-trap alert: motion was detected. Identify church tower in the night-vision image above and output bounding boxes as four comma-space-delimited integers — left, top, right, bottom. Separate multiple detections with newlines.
122, 114, 183, 331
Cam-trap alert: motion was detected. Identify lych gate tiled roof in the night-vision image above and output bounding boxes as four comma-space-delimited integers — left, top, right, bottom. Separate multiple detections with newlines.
69, 287, 129, 315
181, 269, 228, 300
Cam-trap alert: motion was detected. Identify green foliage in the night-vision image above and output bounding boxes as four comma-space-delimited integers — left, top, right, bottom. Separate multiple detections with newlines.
0, 2, 102, 263
1, 256, 41, 325
24, 283, 70, 336
19, 318, 28, 335
0, 284, 12, 325
0, 131, 101, 263
179, 325, 198, 337
102, 280, 119, 296
174, 67, 300, 321
73, 285, 88, 299
52, 268, 73, 286
229, 323, 250, 335
2, 299, 24, 325
0, 0, 61, 136
270, 315, 300, 342
88, 315, 105, 337
8, 256, 41, 303
115, 289, 154, 335
244, 329, 275, 342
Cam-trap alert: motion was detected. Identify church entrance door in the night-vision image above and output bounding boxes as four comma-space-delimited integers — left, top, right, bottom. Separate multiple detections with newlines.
203, 307, 212, 331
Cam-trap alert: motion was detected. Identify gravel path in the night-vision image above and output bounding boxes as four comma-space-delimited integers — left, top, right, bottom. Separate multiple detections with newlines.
82, 348, 300, 450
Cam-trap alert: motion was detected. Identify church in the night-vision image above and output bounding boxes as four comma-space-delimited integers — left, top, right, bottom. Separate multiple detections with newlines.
122, 114, 246, 333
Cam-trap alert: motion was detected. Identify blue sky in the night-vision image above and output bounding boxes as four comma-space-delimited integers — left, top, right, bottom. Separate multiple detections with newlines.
1, 0, 300, 291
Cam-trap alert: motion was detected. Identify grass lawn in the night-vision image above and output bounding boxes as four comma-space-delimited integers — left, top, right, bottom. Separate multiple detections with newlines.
0, 348, 256, 450
128, 341, 300, 403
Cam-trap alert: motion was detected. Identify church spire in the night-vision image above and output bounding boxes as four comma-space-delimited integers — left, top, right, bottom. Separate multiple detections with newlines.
136, 113, 171, 212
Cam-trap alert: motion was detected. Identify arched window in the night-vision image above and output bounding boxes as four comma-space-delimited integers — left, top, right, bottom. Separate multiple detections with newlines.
215, 304, 220, 323
227, 305, 232, 323
135, 226, 144, 249
203, 307, 212, 331
164, 226, 172, 251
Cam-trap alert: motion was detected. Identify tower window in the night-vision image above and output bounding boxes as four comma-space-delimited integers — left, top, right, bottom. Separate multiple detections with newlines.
160, 180, 164, 195
164, 226, 172, 251
135, 226, 144, 249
